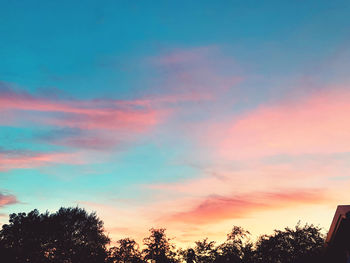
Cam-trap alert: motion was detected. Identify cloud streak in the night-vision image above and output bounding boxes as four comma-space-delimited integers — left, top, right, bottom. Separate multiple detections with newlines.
164, 188, 328, 225
0, 150, 85, 171
0, 86, 165, 132
0, 193, 18, 207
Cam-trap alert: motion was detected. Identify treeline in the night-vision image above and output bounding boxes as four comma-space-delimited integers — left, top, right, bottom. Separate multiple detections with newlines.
0, 207, 326, 263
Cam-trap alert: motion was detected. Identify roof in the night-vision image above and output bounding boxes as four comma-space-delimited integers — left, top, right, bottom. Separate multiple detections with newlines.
325, 205, 350, 246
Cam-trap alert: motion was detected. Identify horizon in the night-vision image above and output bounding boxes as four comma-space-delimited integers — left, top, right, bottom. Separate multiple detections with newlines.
1, 0, 350, 247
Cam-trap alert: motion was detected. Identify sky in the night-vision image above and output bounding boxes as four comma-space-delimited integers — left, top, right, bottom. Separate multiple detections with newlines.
1, 0, 350, 247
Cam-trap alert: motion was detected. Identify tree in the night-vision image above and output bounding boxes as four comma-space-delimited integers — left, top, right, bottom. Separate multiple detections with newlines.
0, 209, 50, 263
143, 228, 177, 263
0, 206, 328, 263
185, 248, 196, 263
215, 226, 254, 263
255, 222, 325, 263
193, 238, 217, 263
48, 207, 110, 262
177, 248, 196, 263
0, 207, 110, 263
108, 238, 144, 263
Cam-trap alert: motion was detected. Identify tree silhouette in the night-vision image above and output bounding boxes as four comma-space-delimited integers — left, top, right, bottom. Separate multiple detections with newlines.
215, 226, 254, 263
0, 206, 328, 263
193, 238, 217, 263
0, 209, 50, 263
185, 248, 196, 263
177, 248, 196, 263
48, 207, 110, 262
0, 207, 110, 263
255, 222, 325, 263
108, 238, 144, 263
142, 228, 177, 263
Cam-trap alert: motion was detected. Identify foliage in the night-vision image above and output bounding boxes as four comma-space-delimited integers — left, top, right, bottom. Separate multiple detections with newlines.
215, 226, 254, 263
0, 207, 110, 263
142, 228, 177, 263
0, 207, 327, 263
255, 222, 325, 263
108, 238, 143, 263
185, 248, 196, 263
0, 209, 50, 263
194, 238, 217, 263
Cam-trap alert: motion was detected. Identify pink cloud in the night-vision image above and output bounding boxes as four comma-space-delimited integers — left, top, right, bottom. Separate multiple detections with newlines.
0, 46, 243, 153
145, 153, 346, 228
150, 47, 243, 99
0, 193, 18, 207
201, 86, 350, 160
0, 88, 167, 132
146, 157, 343, 198
45, 109, 163, 131
0, 81, 220, 135
0, 151, 85, 171
53, 135, 118, 150
164, 188, 328, 225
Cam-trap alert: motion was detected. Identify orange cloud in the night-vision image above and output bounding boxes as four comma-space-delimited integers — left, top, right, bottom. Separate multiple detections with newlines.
164, 188, 328, 225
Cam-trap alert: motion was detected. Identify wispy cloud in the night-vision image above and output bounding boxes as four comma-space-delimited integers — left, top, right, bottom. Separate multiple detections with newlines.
0, 86, 165, 131
0, 192, 18, 207
197, 85, 350, 160
0, 72, 222, 152
163, 188, 328, 225
37, 129, 120, 150
150, 46, 242, 98
0, 149, 85, 171
143, 81, 350, 229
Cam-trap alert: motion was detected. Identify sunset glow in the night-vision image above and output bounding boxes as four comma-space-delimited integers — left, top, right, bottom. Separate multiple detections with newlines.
1, 1, 350, 247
